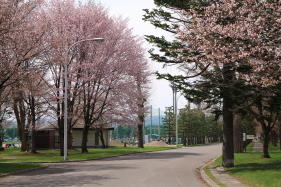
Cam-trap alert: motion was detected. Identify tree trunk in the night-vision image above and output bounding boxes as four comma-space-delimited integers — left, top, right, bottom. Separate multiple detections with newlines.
222, 63, 235, 168
58, 114, 64, 156
81, 125, 89, 153
31, 127, 36, 154
183, 133, 187, 146
137, 88, 145, 148
0, 132, 3, 151
233, 114, 243, 153
22, 130, 28, 152
222, 98, 234, 167
59, 125, 64, 156
279, 123, 281, 150
137, 114, 144, 148
30, 96, 37, 154
99, 129, 106, 148
168, 136, 171, 144
13, 98, 28, 152
263, 129, 271, 158
137, 124, 144, 148
56, 76, 63, 156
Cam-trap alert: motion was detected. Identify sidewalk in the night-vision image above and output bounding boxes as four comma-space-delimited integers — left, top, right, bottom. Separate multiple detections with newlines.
208, 166, 247, 187
252, 142, 263, 152
201, 160, 247, 187
202, 142, 264, 187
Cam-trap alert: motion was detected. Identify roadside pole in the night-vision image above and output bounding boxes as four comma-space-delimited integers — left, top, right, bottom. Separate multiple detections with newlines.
158, 108, 161, 139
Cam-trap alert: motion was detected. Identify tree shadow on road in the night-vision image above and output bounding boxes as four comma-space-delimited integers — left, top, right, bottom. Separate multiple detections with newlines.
0, 174, 113, 187
19, 163, 135, 176
0, 163, 136, 186
103, 151, 202, 161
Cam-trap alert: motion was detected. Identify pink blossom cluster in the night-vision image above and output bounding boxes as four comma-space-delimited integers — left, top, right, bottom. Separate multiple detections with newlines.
178, 0, 281, 87
0, 0, 150, 131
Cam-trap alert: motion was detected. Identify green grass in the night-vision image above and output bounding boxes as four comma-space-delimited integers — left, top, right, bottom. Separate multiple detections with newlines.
228, 151, 281, 187
246, 142, 254, 152
268, 144, 280, 152
210, 143, 281, 187
0, 146, 174, 163
0, 163, 43, 174
205, 143, 281, 187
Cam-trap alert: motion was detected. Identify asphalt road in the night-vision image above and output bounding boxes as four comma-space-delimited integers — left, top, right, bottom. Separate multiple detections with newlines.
0, 144, 221, 187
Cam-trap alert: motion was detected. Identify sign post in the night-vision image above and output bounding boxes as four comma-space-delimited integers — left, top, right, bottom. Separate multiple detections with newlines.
243, 133, 246, 152
246, 135, 255, 140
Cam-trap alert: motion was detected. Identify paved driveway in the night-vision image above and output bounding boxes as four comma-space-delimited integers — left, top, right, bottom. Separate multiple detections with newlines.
0, 144, 221, 187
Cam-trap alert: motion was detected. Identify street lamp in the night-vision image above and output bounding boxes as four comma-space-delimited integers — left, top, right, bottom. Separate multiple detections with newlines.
64, 38, 104, 161
171, 82, 178, 145
171, 82, 184, 146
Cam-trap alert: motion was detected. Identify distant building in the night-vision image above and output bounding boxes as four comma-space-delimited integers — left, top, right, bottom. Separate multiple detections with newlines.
34, 123, 114, 149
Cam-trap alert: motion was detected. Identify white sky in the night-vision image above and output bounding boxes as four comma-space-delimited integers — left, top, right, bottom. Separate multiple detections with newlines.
97, 0, 187, 111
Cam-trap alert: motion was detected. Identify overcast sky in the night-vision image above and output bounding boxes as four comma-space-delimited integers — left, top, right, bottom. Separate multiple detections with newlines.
97, 0, 187, 111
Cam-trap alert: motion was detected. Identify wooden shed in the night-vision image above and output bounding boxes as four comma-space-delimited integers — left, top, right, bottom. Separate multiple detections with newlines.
34, 124, 114, 149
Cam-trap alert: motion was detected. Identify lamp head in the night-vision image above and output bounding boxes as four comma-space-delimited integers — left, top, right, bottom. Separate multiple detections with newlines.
92, 38, 105, 42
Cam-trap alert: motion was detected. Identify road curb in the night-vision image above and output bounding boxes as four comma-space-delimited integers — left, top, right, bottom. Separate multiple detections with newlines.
199, 156, 221, 187
0, 165, 48, 178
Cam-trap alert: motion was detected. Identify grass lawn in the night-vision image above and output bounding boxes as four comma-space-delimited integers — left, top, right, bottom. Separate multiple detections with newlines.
211, 143, 281, 187
0, 146, 174, 163
228, 152, 281, 187
0, 163, 43, 175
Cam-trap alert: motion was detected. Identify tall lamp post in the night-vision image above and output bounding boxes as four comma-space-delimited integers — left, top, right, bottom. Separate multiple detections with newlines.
172, 82, 184, 146
64, 38, 104, 161
171, 82, 178, 145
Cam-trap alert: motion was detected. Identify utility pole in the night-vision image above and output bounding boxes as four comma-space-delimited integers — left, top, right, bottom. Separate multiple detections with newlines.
64, 38, 104, 161
172, 82, 178, 145
150, 105, 152, 142
143, 118, 145, 144
158, 108, 161, 139
175, 91, 178, 145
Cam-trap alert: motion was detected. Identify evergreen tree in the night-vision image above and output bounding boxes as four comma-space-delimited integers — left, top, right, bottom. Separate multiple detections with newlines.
143, 0, 239, 167
144, 0, 281, 166
178, 107, 222, 146
162, 107, 175, 144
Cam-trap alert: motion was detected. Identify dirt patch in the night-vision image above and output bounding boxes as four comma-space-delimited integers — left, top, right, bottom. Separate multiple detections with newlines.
109, 140, 123, 146
144, 140, 168, 147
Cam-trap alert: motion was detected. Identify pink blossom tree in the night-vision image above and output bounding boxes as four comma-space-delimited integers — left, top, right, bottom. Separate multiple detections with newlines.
77, 17, 150, 152
39, 0, 150, 154
177, 0, 281, 162
1, 0, 48, 152
38, 0, 111, 154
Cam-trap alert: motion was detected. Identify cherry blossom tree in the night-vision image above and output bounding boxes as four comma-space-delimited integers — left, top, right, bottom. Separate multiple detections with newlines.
178, 0, 281, 160
145, 0, 280, 165
0, 89, 11, 151
0, 0, 44, 97
1, 0, 150, 155
39, 0, 150, 154
77, 18, 150, 152
39, 0, 109, 154
1, 0, 48, 152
